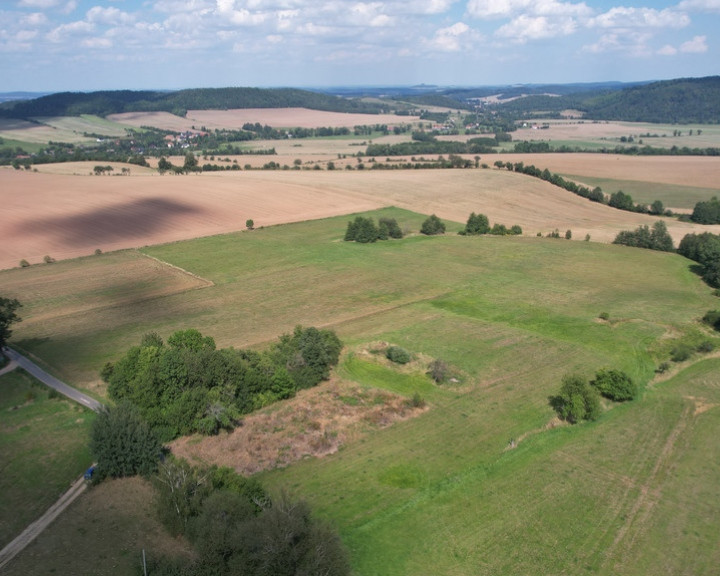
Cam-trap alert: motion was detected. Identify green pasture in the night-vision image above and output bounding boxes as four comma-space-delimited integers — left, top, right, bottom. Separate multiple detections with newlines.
0, 369, 95, 548
560, 174, 720, 210
3, 207, 720, 574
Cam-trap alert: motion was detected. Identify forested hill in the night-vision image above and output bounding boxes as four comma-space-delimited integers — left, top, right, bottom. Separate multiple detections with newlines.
496, 76, 720, 123
581, 76, 720, 123
0, 87, 385, 119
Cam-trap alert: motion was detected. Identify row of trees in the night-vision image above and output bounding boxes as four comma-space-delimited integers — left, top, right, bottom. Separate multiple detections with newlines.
102, 326, 342, 441
495, 160, 670, 216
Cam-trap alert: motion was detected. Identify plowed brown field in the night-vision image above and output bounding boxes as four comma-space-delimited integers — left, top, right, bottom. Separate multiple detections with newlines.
3, 158, 720, 271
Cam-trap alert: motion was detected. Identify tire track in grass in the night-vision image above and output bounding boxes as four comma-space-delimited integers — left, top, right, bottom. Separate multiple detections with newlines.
601, 401, 693, 572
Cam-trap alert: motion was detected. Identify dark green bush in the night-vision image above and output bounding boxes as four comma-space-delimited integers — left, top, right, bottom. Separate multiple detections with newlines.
386, 345, 411, 364
591, 368, 637, 402
671, 344, 693, 362
420, 214, 446, 235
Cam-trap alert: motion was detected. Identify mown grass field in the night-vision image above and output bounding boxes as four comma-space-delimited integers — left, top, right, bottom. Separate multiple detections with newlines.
559, 174, 720, 210
3, 207, 720, 574
0, 369, 95, 548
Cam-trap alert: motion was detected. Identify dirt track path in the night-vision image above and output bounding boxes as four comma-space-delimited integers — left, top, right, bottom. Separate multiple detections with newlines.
0, 348, 102, 569
0, 476, 87, 570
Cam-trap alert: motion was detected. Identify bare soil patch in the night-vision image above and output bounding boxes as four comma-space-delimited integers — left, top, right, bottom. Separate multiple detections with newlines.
110, 108, 420, 130
170, 378, 426, 475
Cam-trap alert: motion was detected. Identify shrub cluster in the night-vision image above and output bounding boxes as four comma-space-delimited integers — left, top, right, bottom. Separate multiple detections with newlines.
344, 216, 403, 243
591, 369, 637, 402
102, 327, 342, 441
690, 196, 720, 224
552, 368, 640, 423
386, 345, 411, 364
458, 212, 522, 236
151, 460, 350, 576
612, 221, 674, 252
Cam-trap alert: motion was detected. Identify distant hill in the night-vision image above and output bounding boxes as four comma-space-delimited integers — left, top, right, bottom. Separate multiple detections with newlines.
580, 76, 720, 123
0, 87, 386, 119
492, 76, 720, 123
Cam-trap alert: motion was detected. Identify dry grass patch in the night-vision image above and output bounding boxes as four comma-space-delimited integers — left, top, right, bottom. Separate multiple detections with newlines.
170, 378, 426, 476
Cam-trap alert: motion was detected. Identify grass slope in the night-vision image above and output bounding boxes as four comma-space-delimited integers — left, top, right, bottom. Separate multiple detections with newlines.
2, 208, 719, 574
0, 369, 95, 548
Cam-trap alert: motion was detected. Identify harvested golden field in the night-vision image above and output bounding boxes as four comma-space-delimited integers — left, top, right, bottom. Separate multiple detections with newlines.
499, 153, 720, 189
109, 107, 420, 130
4, 161, 720, 270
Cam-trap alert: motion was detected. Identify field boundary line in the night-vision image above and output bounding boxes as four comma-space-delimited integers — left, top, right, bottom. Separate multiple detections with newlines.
139, 251, 215, 288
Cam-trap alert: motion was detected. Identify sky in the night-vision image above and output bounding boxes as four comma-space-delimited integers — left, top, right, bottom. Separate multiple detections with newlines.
0, 0, 718, 92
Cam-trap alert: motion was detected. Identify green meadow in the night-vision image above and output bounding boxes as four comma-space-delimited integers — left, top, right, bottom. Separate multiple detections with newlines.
559, 174, 720, 210
3, 207, 720, 574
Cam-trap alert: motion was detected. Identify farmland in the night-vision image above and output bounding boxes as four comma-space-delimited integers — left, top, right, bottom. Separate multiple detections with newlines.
3, 202, 720, 574
2, 106, 720, 575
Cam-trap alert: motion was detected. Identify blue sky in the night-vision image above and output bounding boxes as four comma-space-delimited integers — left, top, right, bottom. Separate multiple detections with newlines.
1, 0, 718, 91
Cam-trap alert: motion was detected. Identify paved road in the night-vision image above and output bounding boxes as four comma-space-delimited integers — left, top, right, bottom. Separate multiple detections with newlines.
0, 348, 103, 569
3, 347, 103, 412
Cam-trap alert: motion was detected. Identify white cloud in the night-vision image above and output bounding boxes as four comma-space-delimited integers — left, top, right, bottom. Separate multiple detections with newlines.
467, 0, 590, 19
46, 20, 94, 42
86, 6, 135, 25
589, 7, 689, 29
678, 0, 720, 13
680, 34, 708, 52
18, 0, 61, 8
657, 44, 677, 55
82, 37, 112, 48
496, 14, 578, 42
428, 21, 470, 51
22, 12, 48, 25
467, 0, 530, 19
582, 31, 653, 56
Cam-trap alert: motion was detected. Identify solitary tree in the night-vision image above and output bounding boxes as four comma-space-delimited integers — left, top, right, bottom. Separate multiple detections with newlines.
246, 219, 255, 230
421, 214, 446, 235
0, 297, 22, 351
552, 374, 601, 423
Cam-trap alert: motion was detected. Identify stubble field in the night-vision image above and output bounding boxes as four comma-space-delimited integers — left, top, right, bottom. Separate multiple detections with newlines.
3, 155, 720, 271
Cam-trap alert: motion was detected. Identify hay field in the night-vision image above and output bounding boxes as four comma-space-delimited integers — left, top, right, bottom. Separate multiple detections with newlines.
109, 108, 420, 130
4, 160, 720, 270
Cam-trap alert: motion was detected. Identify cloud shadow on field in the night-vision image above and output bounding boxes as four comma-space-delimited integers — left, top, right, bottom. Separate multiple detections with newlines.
11, 197, 205, 247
